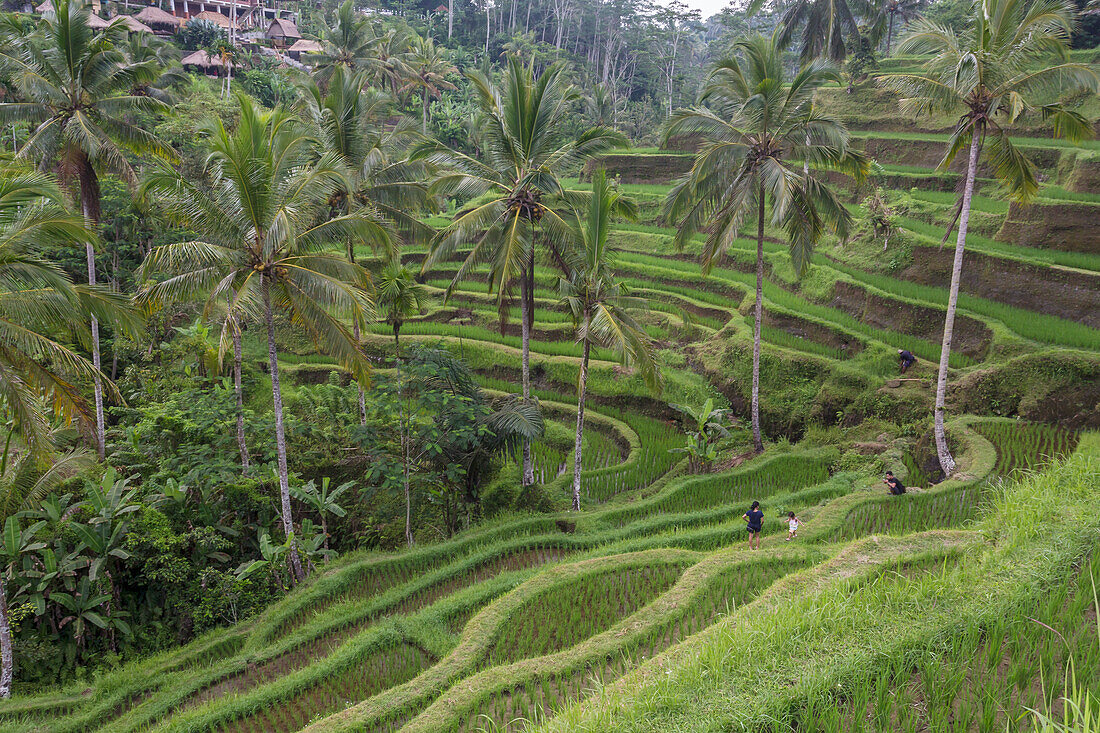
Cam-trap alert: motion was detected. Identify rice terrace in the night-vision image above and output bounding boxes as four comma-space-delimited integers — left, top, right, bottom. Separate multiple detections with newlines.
0, 0, 1098, 730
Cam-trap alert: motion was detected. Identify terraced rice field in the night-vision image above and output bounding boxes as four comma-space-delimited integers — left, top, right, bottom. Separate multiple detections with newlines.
4, 60, 1100, 733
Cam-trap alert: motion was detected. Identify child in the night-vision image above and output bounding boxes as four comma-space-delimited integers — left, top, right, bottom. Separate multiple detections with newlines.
786, 511, 805, 541
742, 500, 763, 551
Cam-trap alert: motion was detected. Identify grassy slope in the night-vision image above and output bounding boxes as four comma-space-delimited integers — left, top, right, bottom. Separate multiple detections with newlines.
535, 435, 1100, 733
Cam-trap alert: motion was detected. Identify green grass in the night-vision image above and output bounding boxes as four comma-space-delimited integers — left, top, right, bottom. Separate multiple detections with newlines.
897, 215, 1100, 273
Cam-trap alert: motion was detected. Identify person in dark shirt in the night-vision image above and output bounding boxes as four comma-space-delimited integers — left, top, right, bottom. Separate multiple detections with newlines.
898, 349, 917, 374
883, 471, 906, 495
742, 500, 764, 550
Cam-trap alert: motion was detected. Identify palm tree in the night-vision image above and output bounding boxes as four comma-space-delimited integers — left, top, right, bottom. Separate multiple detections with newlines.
121, 34, 186, 103
0, 0, 174, 459
882, 0, 1096, 476
560, 171, 658, 511
773, 0, 865, 63
300, 67, 432, 424
0, 170, 137, 462
376, 261, 430, 546
417, 57, 627, 487
0, 435, 91, 697
874, 0, 923, 56
663, 33, 866, 453
401, 34, 457, 134
137, 98, 377, 584
309, 0, 378, 86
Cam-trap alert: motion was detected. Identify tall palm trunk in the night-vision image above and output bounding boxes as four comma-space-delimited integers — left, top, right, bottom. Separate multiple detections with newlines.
347, 240, 366, 425
934, 133, 980, 477
571, 316, 590, 511
886, 13, 894, 56
750, 182, 765, 453
79, 160, 106, 460
519, 249, 535, 486
422, 88, 429, 134
395, 327, 413, 546
231, 314, 250, 474
0, 580, 12, 698
263, 278, 305, 583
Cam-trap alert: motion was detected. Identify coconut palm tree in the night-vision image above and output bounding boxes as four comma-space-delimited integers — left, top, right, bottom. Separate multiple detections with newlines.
0, 0, 174, 459
560, 171, 658, 511
376, 261, 430, 546
882, 0, 1096, 476
663, 33, 866, 453
874, 0, 924, 55
401, 34, 457, 134
309, 0, 378, 86
773, 0, 866, 63
417, 56, 627, 486
136, 98, 377, 584
0, 170, 138, 461
300, 67, 432, 424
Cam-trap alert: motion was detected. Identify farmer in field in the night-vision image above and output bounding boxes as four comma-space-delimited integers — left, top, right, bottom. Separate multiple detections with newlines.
897, 349, 917, 374
742, 500, 764, 550
883, 471, 906, 495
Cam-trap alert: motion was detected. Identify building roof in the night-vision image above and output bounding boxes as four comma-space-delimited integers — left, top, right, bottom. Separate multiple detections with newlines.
85, 12, 110, 28
134, 5, 180, 27
266, 17, 300, 38
187, 10, 238, 30
34, 0, 50, 12
288, 38, 322, 53
118, 15, 153, 33
433, 4, 448, 13
180, 49, 233, 68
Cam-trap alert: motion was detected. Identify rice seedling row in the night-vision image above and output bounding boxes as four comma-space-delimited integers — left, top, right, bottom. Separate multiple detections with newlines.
487, 563, 689, 666
972, 421, 1081, 478
786, 547, 1100, 733
458, 557, 811, 733
604, 454, 833, 527
832, 484, 988, 541
212, 643, 433, 733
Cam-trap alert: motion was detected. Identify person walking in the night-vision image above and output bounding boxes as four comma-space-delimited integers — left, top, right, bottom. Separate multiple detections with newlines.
743, 500, 764, 550
786, 511, 805, 541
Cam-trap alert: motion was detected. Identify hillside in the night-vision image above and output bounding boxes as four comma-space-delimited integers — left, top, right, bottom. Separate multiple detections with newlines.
2, 50, 1099, 732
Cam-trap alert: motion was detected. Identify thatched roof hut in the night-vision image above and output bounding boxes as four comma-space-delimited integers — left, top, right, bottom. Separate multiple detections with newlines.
186, 10, 238, 30
118, 15, 153, 33
265, 17, 300, 47
180, 49, 234, 76
134, 5, 180, 31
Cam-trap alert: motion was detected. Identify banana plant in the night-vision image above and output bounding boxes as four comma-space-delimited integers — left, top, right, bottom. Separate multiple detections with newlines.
291, 477, 351, 554
669, 399, 734, 473
53, 577, 130, 651
236, 531, 294, 592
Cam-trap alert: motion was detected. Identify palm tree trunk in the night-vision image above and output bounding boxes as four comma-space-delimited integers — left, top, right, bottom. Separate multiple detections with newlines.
353, 319, 367, 425
422, 89, 429, 134
571, 323, 590, 511
448, 0, 453, 37
396, 328, 413, 547
79, 162, 106, 461
751, 182, 765, 453
886, 13, 895, 56
231, 315, 250, 474
263, 279, 305, 583
934, 133, 980, 477
519, 252, 535, 486
346, 238, 366, 426
0, 580, 12, 698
